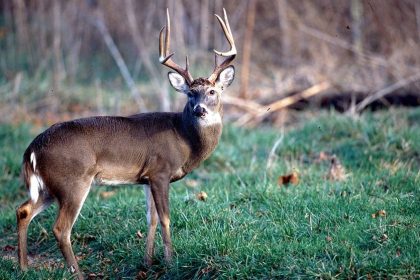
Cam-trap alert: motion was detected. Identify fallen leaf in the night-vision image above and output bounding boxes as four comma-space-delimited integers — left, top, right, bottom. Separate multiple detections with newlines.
200, 266, 212, 275
76, 254, 88, 261
290, 172, 299, 185
196, 191, 208, 201
396, 248, 401, 257
380, 233, 388, 242
371, 210, 387, 218
2, 245, 15, 252
136, 230, 144, 239
377, 209, 386, 217
278, 171, 299, 186
327, 155, 348, 181
100, 191, 116, 199
136, 271, 147, 280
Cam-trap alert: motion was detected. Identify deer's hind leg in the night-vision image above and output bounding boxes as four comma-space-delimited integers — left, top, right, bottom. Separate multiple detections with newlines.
17, 192, 53, 270
52, 179, 92, 280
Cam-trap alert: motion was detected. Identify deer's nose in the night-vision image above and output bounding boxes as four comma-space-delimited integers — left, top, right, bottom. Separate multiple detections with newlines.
193, 104, 207, 117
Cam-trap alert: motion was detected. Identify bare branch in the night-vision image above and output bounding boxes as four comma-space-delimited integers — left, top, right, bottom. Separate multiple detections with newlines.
235, 82, 331, 126
355, 72, 420, 113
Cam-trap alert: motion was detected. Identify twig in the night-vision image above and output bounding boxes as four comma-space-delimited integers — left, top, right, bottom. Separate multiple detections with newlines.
299, 24, 387, 68
289, 8, 420, 73
266, 131, 284, 173
235, 81, 330, 126
264, 81, 330, 112
12, 72, 23, 98
284, 6, 389, 69
355, 72, 420, 113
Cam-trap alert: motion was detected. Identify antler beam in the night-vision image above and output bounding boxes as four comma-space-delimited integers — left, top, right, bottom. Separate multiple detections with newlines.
208, 8, 237, 83
159, 9, 194, 85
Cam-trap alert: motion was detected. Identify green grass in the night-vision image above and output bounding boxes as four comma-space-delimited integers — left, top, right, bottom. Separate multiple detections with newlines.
1, 108, 419, 279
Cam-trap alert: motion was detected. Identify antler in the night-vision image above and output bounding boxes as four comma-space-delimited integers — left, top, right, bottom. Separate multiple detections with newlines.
159, 9, 194, 85
208, 8, 237, 83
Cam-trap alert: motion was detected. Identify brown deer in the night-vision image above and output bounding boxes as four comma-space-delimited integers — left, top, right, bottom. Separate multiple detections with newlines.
16, 8, 236, 279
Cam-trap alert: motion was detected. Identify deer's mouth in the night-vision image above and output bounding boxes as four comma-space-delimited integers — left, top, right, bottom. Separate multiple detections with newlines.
194, 112, 207, 118
193, 104, 208, 118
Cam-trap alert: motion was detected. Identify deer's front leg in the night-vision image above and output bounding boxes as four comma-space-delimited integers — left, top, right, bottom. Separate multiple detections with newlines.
149, 175, 172, 263
143, 185, 158, 266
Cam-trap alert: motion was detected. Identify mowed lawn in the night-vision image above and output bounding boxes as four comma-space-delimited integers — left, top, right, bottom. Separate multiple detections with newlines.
0, 108, 419, 279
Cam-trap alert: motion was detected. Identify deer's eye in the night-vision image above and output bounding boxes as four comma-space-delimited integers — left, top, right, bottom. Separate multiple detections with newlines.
209, 90, 215, 95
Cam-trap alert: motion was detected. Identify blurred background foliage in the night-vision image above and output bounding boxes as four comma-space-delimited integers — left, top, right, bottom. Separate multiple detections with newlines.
0, 0, 420, 125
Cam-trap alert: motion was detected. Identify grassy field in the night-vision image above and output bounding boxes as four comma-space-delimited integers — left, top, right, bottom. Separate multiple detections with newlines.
0, 108, 419, 279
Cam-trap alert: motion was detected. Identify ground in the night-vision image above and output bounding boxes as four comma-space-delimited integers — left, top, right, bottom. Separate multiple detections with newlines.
0, 108, 419, 279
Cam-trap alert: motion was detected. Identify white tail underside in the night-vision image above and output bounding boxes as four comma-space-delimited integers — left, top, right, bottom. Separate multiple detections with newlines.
29, 152, 44, 203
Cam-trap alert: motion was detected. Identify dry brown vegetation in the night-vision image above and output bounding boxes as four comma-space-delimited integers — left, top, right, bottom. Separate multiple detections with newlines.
1, 0, 420, 124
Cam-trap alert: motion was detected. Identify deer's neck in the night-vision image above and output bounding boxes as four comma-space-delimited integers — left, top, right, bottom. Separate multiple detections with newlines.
180, 108, 223, 169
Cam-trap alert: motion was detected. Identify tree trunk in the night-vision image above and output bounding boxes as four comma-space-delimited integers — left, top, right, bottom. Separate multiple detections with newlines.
52, 0, 66, 91
277, 0, 291, 66
351, 0, 364, 61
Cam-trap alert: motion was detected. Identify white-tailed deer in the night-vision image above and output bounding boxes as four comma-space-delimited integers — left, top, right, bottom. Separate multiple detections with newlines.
16, 8, 236, 279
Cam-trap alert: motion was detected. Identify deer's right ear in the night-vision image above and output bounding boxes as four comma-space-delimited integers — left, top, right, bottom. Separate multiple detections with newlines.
215, 65, 235, 89
168, 72, 190, 93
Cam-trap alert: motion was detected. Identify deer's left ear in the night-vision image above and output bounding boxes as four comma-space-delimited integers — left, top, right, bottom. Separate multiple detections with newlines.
216, 65, 235, 89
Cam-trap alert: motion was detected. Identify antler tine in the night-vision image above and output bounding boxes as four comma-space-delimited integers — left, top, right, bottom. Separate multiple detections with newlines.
209, 8, 237, 83
214, 9, 236, 57
159, 8, 193, 84
165, 8, 170, 56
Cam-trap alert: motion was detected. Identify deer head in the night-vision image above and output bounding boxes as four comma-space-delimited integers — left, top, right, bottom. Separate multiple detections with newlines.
159, 9, 236, 126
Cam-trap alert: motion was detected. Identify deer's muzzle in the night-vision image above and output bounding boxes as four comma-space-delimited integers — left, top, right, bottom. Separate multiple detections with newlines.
193, 104, 208, 117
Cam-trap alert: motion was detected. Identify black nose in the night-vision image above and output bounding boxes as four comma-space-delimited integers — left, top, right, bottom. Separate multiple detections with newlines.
193, 105, 207, 117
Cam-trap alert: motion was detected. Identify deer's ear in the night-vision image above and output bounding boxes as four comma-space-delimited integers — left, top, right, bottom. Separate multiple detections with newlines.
216, 66, 235, 89
168, 72, 189, 93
